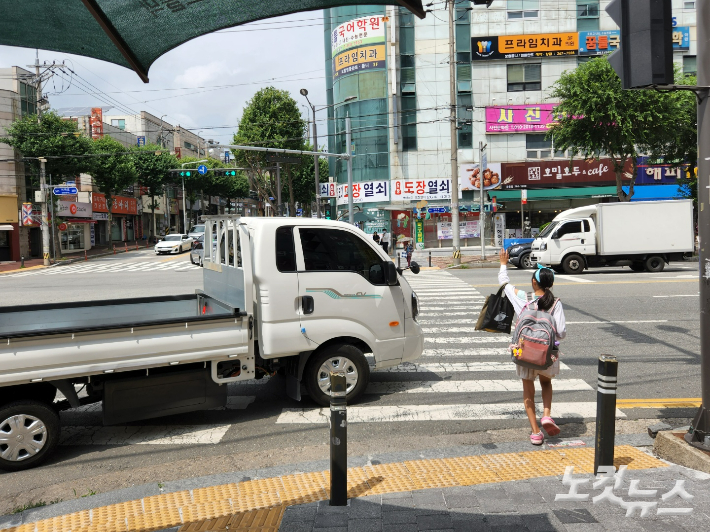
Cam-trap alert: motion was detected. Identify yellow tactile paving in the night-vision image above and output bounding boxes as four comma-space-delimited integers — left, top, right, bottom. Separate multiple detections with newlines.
5, 445, 666, 532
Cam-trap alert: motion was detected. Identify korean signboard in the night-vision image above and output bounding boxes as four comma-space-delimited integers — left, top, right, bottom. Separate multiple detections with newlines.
636, 157, 694, 185
672, 27, 690, 51
57, 201, 92, 218
472, 32, 578, 61
460, 163, 502, 192
392, 179, 452, 201
500, 159, 634, 189
437, 221, 479, 240
485, 104, 556, 134
336, 180, 390, 205
92, 193, 138, 215
90, 108, 103, 139
331, 16, 386, 56
333, 44, 385, 79
415, 220, 424, 250
319, 182, 337, 198
578, 30, 620, 56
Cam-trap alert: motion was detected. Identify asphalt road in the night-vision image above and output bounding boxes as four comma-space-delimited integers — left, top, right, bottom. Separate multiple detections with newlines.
0, 252, 702, 514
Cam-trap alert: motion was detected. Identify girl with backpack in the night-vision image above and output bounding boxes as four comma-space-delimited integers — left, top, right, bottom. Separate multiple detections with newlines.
499, 249, 567, 445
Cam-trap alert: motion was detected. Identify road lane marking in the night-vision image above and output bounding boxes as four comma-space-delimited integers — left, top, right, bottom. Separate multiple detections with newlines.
426, 337, 512, 344
472, 279, 697, 287
422, 348, 510, 357
420, 319, 480, 324
375, 362, 570, 373
616, 398, 701, 409
555, 275, 596, 283
59, 424, 231, 445
566, 320, 668, 324
653, 294, 699, 298
366, 379, 592, 394
276, 402, 623, 424
419, 310, 481, 316
419, 307, 481, 312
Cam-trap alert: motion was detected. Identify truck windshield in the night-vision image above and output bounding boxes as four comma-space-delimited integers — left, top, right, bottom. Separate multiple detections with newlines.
538, 222, 558, 238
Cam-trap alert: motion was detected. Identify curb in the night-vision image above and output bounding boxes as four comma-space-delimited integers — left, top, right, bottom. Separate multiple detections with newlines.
0, 444, 664, 532
654, 430, 710, 475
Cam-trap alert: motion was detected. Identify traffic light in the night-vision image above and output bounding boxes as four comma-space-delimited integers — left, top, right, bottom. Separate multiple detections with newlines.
214, 169, 237, 177
324, 204, 332, 220
606, 0, 673, 89
169, 169, 192, 179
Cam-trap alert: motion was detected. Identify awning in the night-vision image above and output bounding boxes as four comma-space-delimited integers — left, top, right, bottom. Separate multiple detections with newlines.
2, 1, 425, 82
623, 185, 684, 201
489, 187, 619, 201
0, 225, 14, 231
66, 219, 98, 224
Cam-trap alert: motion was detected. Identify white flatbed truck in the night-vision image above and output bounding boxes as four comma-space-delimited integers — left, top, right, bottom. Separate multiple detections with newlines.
0, 216, 424, 471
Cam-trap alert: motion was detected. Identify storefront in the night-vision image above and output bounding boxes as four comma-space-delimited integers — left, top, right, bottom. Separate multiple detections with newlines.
0, 195, 18, 261
93, 193, 138, 242
56, 200, 94, 254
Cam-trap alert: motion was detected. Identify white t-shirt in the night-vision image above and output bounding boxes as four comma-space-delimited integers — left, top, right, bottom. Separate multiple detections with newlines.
381, 232, 390, 243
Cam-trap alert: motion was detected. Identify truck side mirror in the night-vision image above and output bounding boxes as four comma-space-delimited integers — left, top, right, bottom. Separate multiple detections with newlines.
384, 261, 398, 286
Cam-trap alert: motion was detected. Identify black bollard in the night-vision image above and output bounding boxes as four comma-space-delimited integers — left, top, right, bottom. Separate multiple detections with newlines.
428, 251, 432, 268
329, 371, 347, 506
20, 256, 24, 268
397, 253, 401, 269
594, 355, 618, 474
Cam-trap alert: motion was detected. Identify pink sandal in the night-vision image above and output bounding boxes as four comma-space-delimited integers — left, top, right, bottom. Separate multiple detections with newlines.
541, 416, 560, 437
530, 431, 544, 446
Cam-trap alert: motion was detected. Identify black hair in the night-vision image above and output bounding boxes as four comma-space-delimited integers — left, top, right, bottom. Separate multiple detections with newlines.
532, 268, 555, 311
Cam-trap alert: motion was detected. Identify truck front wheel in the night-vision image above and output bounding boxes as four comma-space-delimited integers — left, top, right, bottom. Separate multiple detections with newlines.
562, 254, 585, 275
0, 401, 60, 472
305, 344, 370, 407
645, 255, 665, 273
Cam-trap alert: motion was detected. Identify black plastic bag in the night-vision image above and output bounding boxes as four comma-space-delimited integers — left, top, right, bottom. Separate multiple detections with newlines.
475, 283, 515, 334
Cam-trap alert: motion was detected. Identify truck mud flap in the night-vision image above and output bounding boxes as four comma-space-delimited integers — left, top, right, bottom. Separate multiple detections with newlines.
103, 367, 226, 425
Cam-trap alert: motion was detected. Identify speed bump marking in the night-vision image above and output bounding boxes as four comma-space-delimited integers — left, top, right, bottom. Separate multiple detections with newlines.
5, 446, 665, 532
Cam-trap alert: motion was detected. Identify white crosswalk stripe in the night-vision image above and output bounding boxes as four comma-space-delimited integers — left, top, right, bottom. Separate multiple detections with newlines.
277, 270, 600, 426
0, 260, 200, 278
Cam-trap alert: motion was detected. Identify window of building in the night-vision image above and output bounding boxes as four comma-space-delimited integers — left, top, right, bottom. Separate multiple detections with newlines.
111, 119, 126, 130
60, 224, 86, 251
457, 93, 473, 149
684, 55, 697, 77
184, 141, 196, 150
684, 1, 695, 8
299, 228, 386, 285
401, 94, 417, 151
526, 134, 552, 159
577, 0, 599, 31
507, 0, 539, 19
507, 64, 541, 92
19, 83, 37, 117
275, 226, 296, 272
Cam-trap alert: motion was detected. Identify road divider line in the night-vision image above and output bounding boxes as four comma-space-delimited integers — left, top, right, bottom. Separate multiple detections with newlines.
615, 398, 701, 408
374, 361, 570, 373
566, 320, 668, 324
653, 294, 699, 298
552, 275, 596, 283
422, 348, 510, 357
425, 337, 512, 344
59, 424, 231, 445
276, 401, 622, 424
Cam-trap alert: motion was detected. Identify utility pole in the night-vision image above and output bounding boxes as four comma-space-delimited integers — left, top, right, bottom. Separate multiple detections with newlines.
448, 0, 461, 265
346, 114, 354, 226
38, 158, 50, 266
276, 162, 282, 216
300, 89, 321, 218
686, 0, 710, 451
479, 142, 486, 259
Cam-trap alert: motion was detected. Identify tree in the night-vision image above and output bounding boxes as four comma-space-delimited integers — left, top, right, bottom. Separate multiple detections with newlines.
548, 58, 685, 201
132, 144, 177, 239
233, 87, 306, 214
290, 143, 329, 215
89, 137, 137, 242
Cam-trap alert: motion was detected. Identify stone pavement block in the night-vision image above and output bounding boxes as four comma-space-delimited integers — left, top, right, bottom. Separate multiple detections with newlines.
382, 498, 415, 511
638, 520, 692, 532
442, 494, 479, 509
278, 521, 314, 532
382, 511, 417, 525
475, 497, 518, 513
314, 528, 347, 532
282, 505, 318, 521
348, 517, 382, 531
559, 524, 606, 532
314, 512, 349, 528
382, 524, 419, 532
451, 514, 492, 532
473, 486, 510, 500
522, 513, 567, 532
417, 513, 453, 530
348, 499, 382, 519
317, 499, 351, 513
383, 491, 414, 500
552, 508, 599, 524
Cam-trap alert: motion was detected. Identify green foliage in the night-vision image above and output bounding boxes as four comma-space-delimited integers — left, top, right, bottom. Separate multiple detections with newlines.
0, 111, 92, 182
11, 498, 62, 514
548, 58, 692, 201
132, 143, 177, 197
88, 137, 137, 209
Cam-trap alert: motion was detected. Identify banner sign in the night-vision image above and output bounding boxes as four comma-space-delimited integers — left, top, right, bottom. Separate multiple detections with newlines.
636, 157, 693, 184
331, 16, 386, 55
92, 193, 138, 215
415, 220, 425, 250
336, 180, 390, 205
500, 159, 634, 189
493, 214, 506, 248
485, 104, 557, 133
90, 107, 104, 139
437, 221, 479, 240
333, 44, 386, 79
672, 26, 690, 51
473, 32, 578, 60
578, 30, 620, 55
57, 201, 92, 218
392, 179, 452, 201
460, 162, 503, 192
319, 182, 337, 198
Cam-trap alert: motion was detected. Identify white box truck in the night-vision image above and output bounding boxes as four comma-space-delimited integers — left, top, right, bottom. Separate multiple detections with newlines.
0, 216, 424, 471
529, 200, 694, 274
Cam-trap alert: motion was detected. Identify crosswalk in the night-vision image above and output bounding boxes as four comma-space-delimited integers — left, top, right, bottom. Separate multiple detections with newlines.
0, 259, 201, 278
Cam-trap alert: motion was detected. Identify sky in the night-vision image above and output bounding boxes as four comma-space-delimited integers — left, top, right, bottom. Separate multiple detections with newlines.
0, 12, 328, 146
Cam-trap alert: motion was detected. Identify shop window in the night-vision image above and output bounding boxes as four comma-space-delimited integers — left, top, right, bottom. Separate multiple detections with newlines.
684, 55, 697, 77
401, 94, 417, 151
507, 64, 541, 92
184, 141, 196, 150
19, 82, 37, 117
111, 119, 126, 130
526, 134, 552, 159
60, 224, 86, 251
507, 0, 539, 19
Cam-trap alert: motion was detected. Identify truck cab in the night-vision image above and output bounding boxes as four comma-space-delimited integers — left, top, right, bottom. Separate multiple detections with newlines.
531, 206, 597, 274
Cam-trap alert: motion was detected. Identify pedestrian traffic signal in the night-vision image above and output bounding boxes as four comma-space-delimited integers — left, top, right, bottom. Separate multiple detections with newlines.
606, 0, 673, 89
324, 205, 332, 220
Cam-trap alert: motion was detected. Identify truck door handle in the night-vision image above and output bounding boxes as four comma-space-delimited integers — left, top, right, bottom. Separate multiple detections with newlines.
302, 296, 314, 315
581, 239, 585, 244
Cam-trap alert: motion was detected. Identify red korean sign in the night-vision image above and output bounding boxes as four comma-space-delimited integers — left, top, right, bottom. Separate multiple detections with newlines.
90, 107, 104, 139
500, 159, 634, 189
92, 193, 138, 215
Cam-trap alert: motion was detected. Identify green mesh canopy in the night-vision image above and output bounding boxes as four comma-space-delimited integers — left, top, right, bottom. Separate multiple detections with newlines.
2, 0, 424, 82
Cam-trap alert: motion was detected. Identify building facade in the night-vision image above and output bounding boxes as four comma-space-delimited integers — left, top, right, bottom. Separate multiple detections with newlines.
323, 1, 697, 249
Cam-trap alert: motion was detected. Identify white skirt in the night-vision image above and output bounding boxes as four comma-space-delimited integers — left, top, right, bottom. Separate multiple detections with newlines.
516, 359, 560, 381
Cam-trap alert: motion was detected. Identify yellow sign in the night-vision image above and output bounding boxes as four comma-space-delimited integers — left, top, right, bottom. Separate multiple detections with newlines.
499, 32, 578, 56
333, 44, 386, 79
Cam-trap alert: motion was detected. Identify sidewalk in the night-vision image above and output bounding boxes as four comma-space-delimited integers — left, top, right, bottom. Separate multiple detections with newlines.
0, 242, 152, 274
2, 435, 708, 532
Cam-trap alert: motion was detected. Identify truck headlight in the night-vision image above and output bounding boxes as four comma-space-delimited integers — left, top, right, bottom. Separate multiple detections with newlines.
509, 246, 522, 254
540, 242, 547, 252
412, 292, 419, 321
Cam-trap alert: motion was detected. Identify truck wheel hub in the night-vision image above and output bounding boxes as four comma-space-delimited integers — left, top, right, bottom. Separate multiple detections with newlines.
316, 357, 359, 395
0, 414, 47, 462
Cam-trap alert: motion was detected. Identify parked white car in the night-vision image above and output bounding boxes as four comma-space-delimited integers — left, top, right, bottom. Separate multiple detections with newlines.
155, 234, 193, 254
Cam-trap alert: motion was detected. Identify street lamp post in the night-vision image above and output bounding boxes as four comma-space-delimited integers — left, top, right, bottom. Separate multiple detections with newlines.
300, 89, 320, 218
181, 159, 207, 233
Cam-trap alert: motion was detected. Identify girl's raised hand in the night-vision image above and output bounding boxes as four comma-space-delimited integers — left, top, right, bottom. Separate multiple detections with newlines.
499, 249, 509, 265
